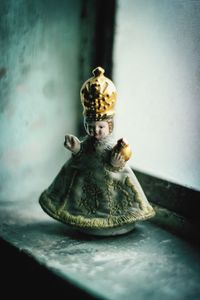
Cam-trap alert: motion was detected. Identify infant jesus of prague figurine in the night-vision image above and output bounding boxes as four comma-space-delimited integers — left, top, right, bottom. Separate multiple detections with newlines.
39, 67, 155, 236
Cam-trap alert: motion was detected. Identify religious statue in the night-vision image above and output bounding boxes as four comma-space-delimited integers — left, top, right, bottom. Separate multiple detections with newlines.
39, 67, 155, 236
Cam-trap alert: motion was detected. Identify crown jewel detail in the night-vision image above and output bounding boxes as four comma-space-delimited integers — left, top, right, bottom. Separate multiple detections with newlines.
80, 67, 117, 121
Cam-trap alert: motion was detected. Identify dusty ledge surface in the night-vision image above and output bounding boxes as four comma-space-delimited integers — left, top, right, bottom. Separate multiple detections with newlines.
0, 199, 200, 300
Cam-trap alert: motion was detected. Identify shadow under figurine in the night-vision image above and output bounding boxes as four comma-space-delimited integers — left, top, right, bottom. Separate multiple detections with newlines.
39, 67, 155, 236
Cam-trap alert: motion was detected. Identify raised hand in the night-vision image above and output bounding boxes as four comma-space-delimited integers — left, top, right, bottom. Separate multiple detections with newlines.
64, 134, 81, 154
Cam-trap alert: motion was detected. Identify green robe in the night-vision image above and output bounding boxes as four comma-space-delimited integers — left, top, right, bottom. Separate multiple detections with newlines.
39, 135, 155, 230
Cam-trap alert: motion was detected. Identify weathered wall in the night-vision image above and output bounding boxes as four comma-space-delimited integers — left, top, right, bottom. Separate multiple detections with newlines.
0, 0, 81, 201
114, 0, 200, 190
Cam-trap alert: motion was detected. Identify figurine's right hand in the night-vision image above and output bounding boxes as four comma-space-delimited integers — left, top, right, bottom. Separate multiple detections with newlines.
64, 134, 81, 154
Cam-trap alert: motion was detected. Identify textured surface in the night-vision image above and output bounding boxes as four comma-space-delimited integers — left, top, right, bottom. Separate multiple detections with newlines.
1, 199, 200, 300
0, 0, 81, 203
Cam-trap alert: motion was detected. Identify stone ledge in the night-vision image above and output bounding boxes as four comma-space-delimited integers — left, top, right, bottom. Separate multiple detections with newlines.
1, 199, 200, 300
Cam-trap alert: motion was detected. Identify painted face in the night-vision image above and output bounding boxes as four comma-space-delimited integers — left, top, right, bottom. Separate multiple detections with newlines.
86, 121, 110, 140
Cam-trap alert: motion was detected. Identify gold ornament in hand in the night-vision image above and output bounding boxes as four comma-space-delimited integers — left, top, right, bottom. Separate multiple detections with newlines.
112, 138, 132, 161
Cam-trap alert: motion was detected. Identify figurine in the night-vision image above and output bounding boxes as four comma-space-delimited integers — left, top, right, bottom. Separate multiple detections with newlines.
39, 67, 155, 236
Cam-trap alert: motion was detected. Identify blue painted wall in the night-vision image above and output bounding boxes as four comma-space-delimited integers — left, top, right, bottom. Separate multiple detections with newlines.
0, 0, 82, 201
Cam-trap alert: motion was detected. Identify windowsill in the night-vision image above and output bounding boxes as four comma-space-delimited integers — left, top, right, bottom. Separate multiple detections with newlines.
1, 198, 200, 300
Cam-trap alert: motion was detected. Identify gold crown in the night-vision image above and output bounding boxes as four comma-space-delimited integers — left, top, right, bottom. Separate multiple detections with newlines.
80, 67, 117, 121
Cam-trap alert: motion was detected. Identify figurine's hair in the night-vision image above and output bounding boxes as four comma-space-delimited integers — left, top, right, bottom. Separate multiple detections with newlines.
107, 119, 114, 133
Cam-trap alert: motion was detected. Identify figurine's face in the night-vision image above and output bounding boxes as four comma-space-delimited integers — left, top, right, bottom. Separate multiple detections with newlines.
86, 121, 110, 140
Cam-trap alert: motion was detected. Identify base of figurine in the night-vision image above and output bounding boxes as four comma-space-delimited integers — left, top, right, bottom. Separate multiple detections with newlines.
76, 223, 136, 236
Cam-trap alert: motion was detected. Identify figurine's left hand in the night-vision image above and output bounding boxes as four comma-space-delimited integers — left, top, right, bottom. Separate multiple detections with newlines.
110, 152, 125, 168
